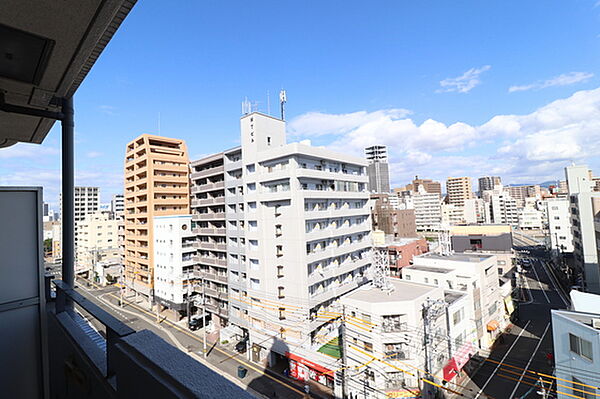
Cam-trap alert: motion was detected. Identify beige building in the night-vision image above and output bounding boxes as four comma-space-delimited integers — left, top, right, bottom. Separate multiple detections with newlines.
446, 176, 472, 206
124, 134, 190, 300
75, 212, 120, 275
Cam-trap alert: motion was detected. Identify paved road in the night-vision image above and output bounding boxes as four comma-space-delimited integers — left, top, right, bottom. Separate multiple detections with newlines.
72, 277, 319, 399
461, 246, 569, 399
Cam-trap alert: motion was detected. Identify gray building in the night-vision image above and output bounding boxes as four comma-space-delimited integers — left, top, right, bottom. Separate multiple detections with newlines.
478, 176, 501, 195
365, 145, 391, 193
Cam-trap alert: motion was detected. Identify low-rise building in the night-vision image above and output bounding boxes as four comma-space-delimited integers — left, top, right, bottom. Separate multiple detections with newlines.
551, 291, 600, 399
386, 237, 429, 277
371, 193, 417, 238
402, 253, 506, 350
75, 212, 120, 277
441, 203, 465, 225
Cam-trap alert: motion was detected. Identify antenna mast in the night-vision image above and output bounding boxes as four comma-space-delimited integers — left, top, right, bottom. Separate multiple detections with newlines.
279, 89, 287, 120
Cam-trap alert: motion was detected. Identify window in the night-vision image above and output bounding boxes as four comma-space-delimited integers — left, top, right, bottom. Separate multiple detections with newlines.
453, 308, 464, 325
573, 376, 596, 398
267, 136, 271, 145
405, 275, 411, 281
278, 286, 285, 298
363, 341, 373, 352
570, 334, 593, 361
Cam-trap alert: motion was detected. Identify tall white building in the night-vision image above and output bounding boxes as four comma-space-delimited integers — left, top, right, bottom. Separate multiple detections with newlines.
566, 165, 600, 293
191, 112, 372, 374
61, 186, 100, 241
412, 188, 442, 232
153, 215, 196, 320
489, 189, 519, 226
546, 198, 574, 254
463, 198, 485, 224
441, 203, 465, 225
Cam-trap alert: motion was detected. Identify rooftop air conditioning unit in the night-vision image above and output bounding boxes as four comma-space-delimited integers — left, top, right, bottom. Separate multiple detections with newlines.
593, 319, 600, 329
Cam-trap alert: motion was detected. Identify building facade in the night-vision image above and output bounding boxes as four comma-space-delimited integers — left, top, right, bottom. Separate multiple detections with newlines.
153, 215, 196, 320
365, 145, 391, 193
60, 186, 99, 241
446, 177, 472, 206
111, 194, 124, 216
478, 176, 501, 195
387, 237, 429, 277
546, 198, 574, 254
123, 134, 190, 301
412, 191, 442, 232
75, 212, 120, 276
371, 193, 417, 238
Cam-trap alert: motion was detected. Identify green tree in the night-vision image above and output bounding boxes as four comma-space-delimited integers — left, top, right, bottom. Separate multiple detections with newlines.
44, 238, 52, 253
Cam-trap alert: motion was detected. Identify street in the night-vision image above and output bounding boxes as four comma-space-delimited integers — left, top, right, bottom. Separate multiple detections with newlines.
69, 276, 316, 399
462, 244, 570, 399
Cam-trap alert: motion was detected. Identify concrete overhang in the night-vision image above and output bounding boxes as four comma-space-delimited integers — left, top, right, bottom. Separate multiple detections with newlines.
0, 0, 136, 148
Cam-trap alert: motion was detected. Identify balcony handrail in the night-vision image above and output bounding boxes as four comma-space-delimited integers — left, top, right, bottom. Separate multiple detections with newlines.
53, 279, 135, 377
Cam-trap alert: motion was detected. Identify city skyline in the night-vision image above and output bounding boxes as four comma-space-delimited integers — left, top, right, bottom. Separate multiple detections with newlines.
1, 1, 599, 207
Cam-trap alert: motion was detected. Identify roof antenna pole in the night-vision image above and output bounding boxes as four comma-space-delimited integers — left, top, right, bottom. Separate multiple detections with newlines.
279, 89, 287, 120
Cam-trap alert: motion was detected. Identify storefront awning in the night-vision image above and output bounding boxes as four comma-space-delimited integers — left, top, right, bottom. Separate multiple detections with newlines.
487, 320, 500, 331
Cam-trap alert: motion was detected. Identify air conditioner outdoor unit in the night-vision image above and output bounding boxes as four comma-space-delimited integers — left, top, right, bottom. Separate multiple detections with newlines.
592, 318, 600, 329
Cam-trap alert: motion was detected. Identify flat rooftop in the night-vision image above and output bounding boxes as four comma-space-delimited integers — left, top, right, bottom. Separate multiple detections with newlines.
418, 252, 493, 263
386, 236, 422, 246
554, 309, 600, 330
343, 280, 438, 303
405, 265, 452, 273
444, 290, 466, 305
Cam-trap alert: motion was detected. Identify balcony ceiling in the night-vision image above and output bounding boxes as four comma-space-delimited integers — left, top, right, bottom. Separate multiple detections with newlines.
0, 0, 136, 148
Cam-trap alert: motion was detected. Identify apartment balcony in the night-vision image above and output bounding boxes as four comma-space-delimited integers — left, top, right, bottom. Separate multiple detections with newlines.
191, 196, 226, 207
304, 207, 368, 220
196, 212, 226, 220
194, 227, 227, 236
296, 168, 367, 182
192, 181, 225, 194
224, 159, 242, 171
306, 239, 370, 263
191, 165, 225, 179
305, 223, 370, 241
307, 256, 370, 285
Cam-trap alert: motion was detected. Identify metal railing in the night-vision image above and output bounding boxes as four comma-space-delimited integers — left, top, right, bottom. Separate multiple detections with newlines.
53, 280, 135, 378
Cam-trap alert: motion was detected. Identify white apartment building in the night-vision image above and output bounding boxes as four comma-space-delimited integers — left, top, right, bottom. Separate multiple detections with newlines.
463, 198, 485, 224
111, 193, 124, 216
518, 202, 545, 230
75, 212, 119, 275
551, 291, 600, 399
340, 281, 475, 399
194, 112, 372, 374
402, 253, 505, 350
61, 186, 100, 241
489, 190, 519, 226
566, 165, 600, 293
441, 203, 465, 225
412, 188, 442, 232
546, 198, 574, 254
153, 215, 196, 319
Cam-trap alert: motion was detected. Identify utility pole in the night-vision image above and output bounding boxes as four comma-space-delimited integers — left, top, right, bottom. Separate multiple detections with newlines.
120, 264, 124, 307
421, 299, 448, 399
422, 304, 433, 399
341, 305, 349, 398
202, 276, 207, 357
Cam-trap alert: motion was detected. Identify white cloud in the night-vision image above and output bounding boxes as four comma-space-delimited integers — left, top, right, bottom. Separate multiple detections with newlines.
509, 71, 593, 92
289, 86, 600, 186
437, 65, 491, 93
86, 151, 103, 158
99, 105, 117, 115
0, 143, 59, 159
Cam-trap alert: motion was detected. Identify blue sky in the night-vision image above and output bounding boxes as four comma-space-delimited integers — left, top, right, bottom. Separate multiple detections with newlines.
2, 1, 600, 207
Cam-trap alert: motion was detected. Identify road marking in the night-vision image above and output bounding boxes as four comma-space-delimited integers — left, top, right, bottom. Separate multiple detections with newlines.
530, 259, 550, 303
507, 322, 551, 399
541, 260, 570, 307
102, 290, 304, 396
473, 320, 531, 399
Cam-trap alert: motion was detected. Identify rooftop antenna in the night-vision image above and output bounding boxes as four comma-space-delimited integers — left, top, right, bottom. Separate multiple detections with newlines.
279, 89, 287, 120
241, 97, 251, 115
267, 90, 271, 116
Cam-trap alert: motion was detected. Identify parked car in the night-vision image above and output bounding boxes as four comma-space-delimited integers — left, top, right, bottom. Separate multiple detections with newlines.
188, 317, 202, 331
235, 336, 249, 353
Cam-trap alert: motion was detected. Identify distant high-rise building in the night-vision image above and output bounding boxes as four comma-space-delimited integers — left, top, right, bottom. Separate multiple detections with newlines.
478, 176, 501, 195
446, 177, 472, 206
370, 193, 417, 238
123, 135, 190, 301
43, 202, 49, 217
365, 145, 390, 193
410, 176, 442, 194
111, 194, 124, 215
504, 185, 542, 208
60, 186, 100, 240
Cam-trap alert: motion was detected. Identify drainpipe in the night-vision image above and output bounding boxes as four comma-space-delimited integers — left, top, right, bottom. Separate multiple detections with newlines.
0, 93, 74, 297
61, 97, 75, 291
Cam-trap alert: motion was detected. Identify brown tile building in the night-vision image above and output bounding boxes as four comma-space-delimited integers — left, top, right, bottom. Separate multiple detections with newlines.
371, 193, 417, 238
124, 134, 190, 301
387, 237, 429, 277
